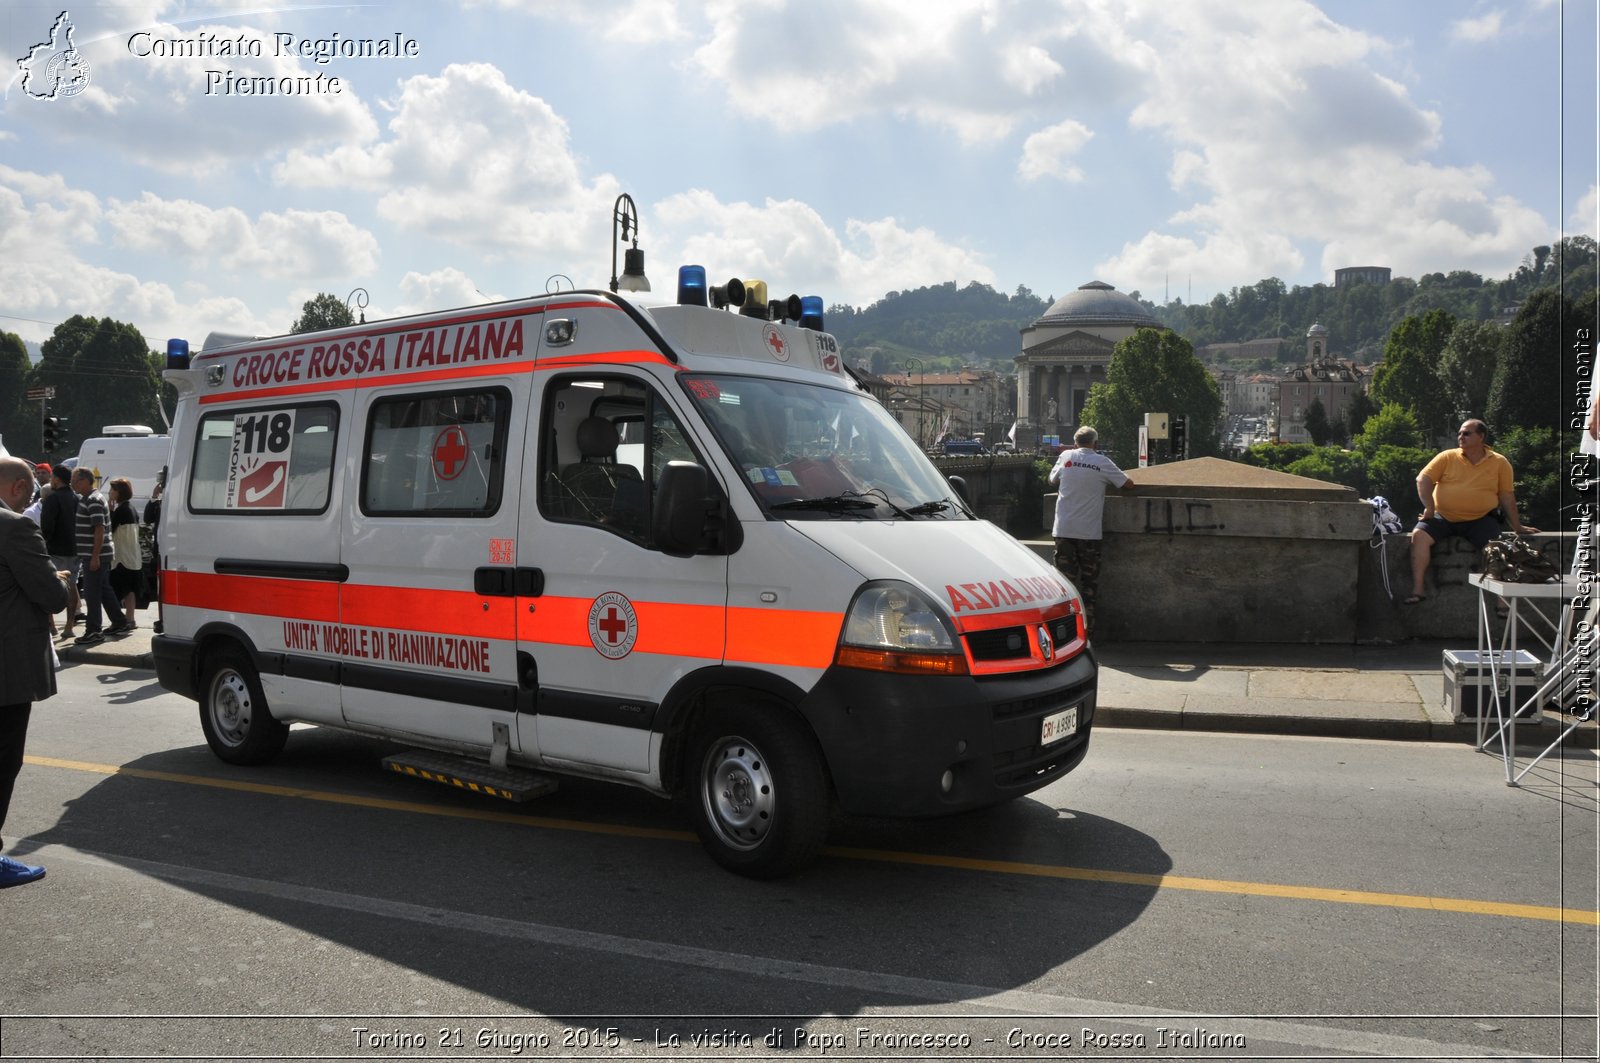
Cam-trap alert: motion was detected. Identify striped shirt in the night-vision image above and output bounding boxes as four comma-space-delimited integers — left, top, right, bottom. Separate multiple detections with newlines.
74, 488, 110, 561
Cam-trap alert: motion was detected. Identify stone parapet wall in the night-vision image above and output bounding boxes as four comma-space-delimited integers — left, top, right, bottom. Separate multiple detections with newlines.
1027, 524, 1578, 644
1358, 532, 1575, 642
1026, 456, 1587, 644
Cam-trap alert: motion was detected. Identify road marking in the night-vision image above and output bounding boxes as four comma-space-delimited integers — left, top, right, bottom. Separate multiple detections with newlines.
22, 843, 1534, 1061
26, 754, 1600, 927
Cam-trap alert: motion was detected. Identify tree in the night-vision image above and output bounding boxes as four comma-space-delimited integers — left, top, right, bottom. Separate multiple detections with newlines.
1303, 397, 1332, 446
1079, 328, 1223, 466
1344, 390, 1377, 438
1285, 447, 1368, 495
30, 315, 161, 453
1367, 445, 1436, 523
1493, 426, 1562, 528
0, 331, 32, 454
1368, 307, 1456, 445
1486, 289, 1591, 432
1353, 402, 1423, 457
291, 293, 356, 334
1437, 320, 1503, 422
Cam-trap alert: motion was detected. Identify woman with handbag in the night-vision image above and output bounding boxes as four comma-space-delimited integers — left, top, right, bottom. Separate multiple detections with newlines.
107, 477, 143, 631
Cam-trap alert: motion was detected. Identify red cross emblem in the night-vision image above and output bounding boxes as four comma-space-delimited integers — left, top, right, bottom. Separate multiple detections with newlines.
587, 592, 637, 659
762, 324, 790, 362
432, 426, 469, 481
598, 607, 628, 644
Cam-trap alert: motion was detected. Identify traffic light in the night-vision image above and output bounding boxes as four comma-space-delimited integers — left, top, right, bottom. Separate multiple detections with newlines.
42, 415, 63, 452
1169, 415, 1188, 460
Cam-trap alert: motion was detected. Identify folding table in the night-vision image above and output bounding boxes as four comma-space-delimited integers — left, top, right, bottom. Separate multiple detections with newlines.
1469, 573, 1588, 785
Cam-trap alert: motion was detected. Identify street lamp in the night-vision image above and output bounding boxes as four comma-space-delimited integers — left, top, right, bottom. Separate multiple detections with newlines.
609, 193, 651, 294
904, 357, 924, 448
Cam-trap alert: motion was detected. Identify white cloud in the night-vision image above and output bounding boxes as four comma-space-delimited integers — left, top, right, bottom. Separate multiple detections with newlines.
13, 15, 378, 173
0, 165, 311, 344
1449, 11, 1505, 43
277, 63, 620, 258
465, 0, 689, 43
688, 0, 1100, 144
105, 193, 379, 280
394, 267, 501, 317
1018, 119, 1094, 182
652, 190, 994, 307
1088, 1, 1546, 289
1570, 184, 1599, 240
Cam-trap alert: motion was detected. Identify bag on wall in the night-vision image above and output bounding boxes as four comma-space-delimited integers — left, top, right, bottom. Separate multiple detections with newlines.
1364, 495, 1404, 543
1481, 533, 1560, 584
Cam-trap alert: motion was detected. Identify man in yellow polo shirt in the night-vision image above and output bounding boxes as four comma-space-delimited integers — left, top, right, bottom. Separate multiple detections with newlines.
1406, 418, 1538, 603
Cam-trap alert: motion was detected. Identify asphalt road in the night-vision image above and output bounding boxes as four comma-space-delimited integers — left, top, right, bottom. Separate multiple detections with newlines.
2, 664, 1596, 1061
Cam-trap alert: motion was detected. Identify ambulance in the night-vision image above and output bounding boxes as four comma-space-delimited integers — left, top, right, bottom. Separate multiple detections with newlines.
152, 267, 1097, 877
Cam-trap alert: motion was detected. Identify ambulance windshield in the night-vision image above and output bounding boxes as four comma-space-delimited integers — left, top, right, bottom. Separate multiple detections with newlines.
681, 374, 972, 521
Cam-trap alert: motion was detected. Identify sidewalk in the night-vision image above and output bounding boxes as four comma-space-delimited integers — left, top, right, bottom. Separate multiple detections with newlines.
56, 610, 1596, 750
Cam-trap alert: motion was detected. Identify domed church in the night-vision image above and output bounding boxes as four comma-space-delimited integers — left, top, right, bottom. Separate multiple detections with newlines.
1015, 280, 1160, 448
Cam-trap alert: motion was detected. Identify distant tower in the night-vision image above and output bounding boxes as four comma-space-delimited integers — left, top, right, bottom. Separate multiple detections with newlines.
1306, 322, 1328, 366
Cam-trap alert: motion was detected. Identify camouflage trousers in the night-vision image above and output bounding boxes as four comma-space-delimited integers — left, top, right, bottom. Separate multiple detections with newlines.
1053, 537, 1103, 632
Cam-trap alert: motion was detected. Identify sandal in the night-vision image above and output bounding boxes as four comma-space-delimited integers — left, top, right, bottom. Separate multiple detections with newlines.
1402, 594, 1426, 605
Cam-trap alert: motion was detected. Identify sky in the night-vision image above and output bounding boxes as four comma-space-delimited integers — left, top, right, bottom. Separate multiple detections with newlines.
1, 0, 1596, 352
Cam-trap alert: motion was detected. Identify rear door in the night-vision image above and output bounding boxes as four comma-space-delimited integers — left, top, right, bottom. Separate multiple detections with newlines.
165, 399, 346, 725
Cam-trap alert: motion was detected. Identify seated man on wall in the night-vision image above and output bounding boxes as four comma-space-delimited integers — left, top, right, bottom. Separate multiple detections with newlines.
1406, 418, 1538, 604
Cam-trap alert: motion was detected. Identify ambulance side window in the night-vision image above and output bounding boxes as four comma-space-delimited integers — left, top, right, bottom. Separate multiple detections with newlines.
188, 402, 339, 515
539, 375, 699, 544
362, 387, 510, 517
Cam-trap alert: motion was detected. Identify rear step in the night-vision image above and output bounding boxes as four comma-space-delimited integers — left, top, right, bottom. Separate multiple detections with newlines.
382, 750, 559, 802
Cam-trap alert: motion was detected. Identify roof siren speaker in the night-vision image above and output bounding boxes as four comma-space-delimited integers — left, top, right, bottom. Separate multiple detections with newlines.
710, 278, 746, 310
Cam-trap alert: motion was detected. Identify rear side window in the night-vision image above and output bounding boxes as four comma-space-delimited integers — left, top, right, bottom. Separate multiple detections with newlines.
188, 403, 339, 515
361, 387, 510, 517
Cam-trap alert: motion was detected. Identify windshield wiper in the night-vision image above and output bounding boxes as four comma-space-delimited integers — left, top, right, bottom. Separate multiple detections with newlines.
907, 496, 971, 517
770, 495, 881, 512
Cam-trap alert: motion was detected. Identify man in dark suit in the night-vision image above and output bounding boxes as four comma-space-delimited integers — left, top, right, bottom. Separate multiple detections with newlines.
0, 456, 70, 888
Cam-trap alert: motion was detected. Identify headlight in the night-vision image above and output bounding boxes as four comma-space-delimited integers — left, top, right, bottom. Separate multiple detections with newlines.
836, 582, 967, 675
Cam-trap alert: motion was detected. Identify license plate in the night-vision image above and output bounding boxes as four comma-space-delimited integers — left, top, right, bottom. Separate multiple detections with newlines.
1040, 705, 1079, 746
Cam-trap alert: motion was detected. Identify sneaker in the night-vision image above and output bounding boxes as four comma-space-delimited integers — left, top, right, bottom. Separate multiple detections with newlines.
106, 622, 130, 636
0, 855, 46, 889
74, 631, 104, 646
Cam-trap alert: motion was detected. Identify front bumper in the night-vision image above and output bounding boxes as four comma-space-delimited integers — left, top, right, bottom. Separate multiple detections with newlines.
798, 648, 1096, 817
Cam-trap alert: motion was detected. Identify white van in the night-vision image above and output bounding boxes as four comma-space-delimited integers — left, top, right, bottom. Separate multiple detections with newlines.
152, 274, 1096, 876
75, 426, 172, 517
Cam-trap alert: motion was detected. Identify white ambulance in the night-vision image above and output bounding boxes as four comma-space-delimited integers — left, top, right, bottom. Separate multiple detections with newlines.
153, 269, 1097, 876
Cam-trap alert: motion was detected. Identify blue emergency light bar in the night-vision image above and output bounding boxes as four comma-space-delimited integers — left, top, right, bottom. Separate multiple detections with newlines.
166, 338, 190, 370
678, 266, 824, 331
677, 265, 708, 307
799, 295, 825, 332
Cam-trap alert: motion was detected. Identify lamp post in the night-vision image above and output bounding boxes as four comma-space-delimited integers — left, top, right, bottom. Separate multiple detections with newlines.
609, 193, 651, 294
904, 357, 924, 449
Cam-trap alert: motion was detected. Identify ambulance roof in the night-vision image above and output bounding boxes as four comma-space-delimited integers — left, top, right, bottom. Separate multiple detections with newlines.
645, 304, 854, 388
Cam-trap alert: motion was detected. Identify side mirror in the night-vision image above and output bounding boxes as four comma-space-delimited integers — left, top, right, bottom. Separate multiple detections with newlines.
657, 459, 748, 558
654, 461, 708, 556
947, 474, 970, 505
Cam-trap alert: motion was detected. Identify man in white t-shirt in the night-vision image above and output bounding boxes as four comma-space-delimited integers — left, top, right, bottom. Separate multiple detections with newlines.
1048, 425, 1134, 635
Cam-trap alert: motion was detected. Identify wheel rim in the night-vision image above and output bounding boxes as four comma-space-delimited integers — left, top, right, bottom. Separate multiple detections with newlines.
208, 668, 253, 747
700, 735, 775, 852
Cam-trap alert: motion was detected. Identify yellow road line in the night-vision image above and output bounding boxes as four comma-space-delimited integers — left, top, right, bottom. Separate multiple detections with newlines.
28, 754, 1600, 927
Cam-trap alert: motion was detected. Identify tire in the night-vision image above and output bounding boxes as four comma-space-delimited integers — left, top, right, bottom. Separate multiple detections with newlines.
686, 703, 831, 878
199, 648, 289, 765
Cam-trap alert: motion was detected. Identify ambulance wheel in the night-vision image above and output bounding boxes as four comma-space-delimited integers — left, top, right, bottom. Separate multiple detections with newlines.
688, 705, 831, 878
199, 649, 288, 765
